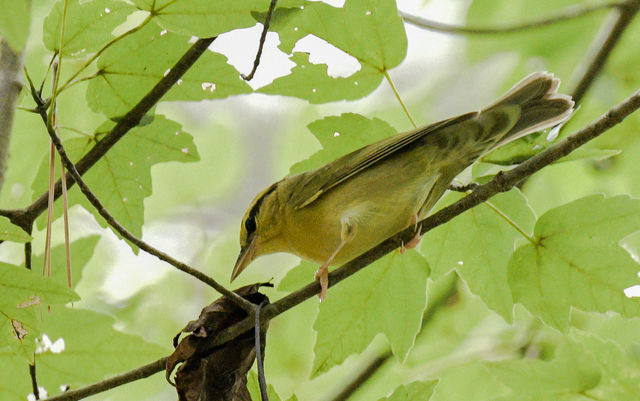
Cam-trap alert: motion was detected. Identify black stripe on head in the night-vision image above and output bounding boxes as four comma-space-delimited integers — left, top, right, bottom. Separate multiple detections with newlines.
242, 181, 279, 241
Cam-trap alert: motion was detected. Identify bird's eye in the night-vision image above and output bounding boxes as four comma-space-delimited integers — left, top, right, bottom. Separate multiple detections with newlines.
244, 216, 257, 234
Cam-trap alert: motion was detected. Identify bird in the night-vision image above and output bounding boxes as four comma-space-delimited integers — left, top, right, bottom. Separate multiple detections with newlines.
231, 71, 574, 300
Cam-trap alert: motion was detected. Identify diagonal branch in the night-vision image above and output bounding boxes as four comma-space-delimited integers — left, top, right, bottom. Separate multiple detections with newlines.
570, 0, 640, 103
8, 37, 216, 228
42, 86, 640, 401
30, 90, 255, 313
400, 0, 625, 34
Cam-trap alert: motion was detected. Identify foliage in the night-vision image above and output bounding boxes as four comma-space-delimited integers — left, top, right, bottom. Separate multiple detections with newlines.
0, 0, 639, 400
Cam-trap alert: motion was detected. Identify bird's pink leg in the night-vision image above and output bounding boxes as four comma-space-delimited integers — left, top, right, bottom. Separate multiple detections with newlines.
315, 217, 355, 301
401, 214, 422, 253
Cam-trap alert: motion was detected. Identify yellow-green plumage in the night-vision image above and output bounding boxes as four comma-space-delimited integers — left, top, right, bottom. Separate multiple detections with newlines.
232, 72, 574, 298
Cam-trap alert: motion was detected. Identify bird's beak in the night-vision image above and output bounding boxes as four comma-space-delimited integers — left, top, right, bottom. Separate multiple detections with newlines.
231, 237, 257, 282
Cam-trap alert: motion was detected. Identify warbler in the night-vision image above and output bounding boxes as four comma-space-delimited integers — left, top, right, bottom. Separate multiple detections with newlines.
232, 72, 574, 299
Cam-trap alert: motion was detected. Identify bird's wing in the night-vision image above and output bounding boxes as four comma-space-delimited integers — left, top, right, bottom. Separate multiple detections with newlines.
292, 111, 478, 209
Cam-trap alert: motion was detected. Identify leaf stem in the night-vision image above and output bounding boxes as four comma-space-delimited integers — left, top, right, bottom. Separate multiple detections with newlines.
484, 200, 537, 245
57, 13, 154, 94
384, 69, 416, 128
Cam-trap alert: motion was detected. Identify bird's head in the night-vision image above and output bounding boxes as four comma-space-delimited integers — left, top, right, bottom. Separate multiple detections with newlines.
231, 181, 286, 281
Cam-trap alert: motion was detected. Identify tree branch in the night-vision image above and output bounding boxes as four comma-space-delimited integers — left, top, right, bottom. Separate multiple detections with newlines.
400, 0, 624, 35
42, 358, 167, 401
242, 0, 278, 81
41, 86, 640, 401
30, 89, 255, 313
570, 0, 640, 103
13, 37, 216, 226
0, 39, 25, 195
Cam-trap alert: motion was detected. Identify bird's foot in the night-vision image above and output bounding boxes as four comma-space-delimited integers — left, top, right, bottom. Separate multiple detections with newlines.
401, 215, 422, 253
315, 264, 329, 301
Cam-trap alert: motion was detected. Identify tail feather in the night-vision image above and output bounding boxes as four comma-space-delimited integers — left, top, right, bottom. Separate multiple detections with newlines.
483, 72, 574, 148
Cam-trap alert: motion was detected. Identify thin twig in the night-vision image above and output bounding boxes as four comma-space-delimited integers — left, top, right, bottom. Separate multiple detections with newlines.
242, 0, 278, 81
484, 200, 536, 245
400, 0, 625, 35
41, 86, 640, 401
42, 358, 167, 401
570, 0, 640, 103
29, 362, 39, 400
384, 70, 417, 128
3, 37, 216, 232
255, 300, 269, 401
28, 78, 255, 314
57, 13, 154, 94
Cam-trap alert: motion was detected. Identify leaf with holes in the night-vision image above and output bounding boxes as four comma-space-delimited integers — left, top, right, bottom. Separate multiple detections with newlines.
32, 115, 198, 248
43, 0, 135, 57
259, 52, 383, 103
508, 195, 640, 331
260, 0, 407, 101
290, 113, 397, 174
131, 0, 303, 38
86, 22, 251, 117
422, 189, 536, 322
312, 251, 429, 377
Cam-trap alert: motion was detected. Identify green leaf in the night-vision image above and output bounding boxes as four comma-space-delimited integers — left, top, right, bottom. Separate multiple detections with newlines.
86, 22, 251, 117
35, 306, 169, 397
259, 52, 383, 103
378, 380, 438, 401
0, 354, 31, 400
0, 263, 79, 307
0, 216, 31, 242
290, 113, 397, 174
556, 148, 621, 163
247, 371, 284, 401
421, 189, 536, 322
312, 251, 429, 376
572, 332, 640, 401
278, 261, 315, 292
271, 0, 407, 70
508, 195, 640, 331
43, 0, 135, 57
0, 262, 79, 359
32, 236, 100, 289
132, 0, 302, 38
485, 341, 601, 401
0, 0, 31, 51
261, 0, 407, 101
570, 311, 640, 351
32, 115, 199, 243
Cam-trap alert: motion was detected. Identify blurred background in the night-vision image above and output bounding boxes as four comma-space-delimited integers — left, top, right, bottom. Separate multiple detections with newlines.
2, 0, 640, 399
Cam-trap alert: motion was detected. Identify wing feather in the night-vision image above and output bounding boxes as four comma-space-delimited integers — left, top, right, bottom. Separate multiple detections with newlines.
293, 111, 478, 209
